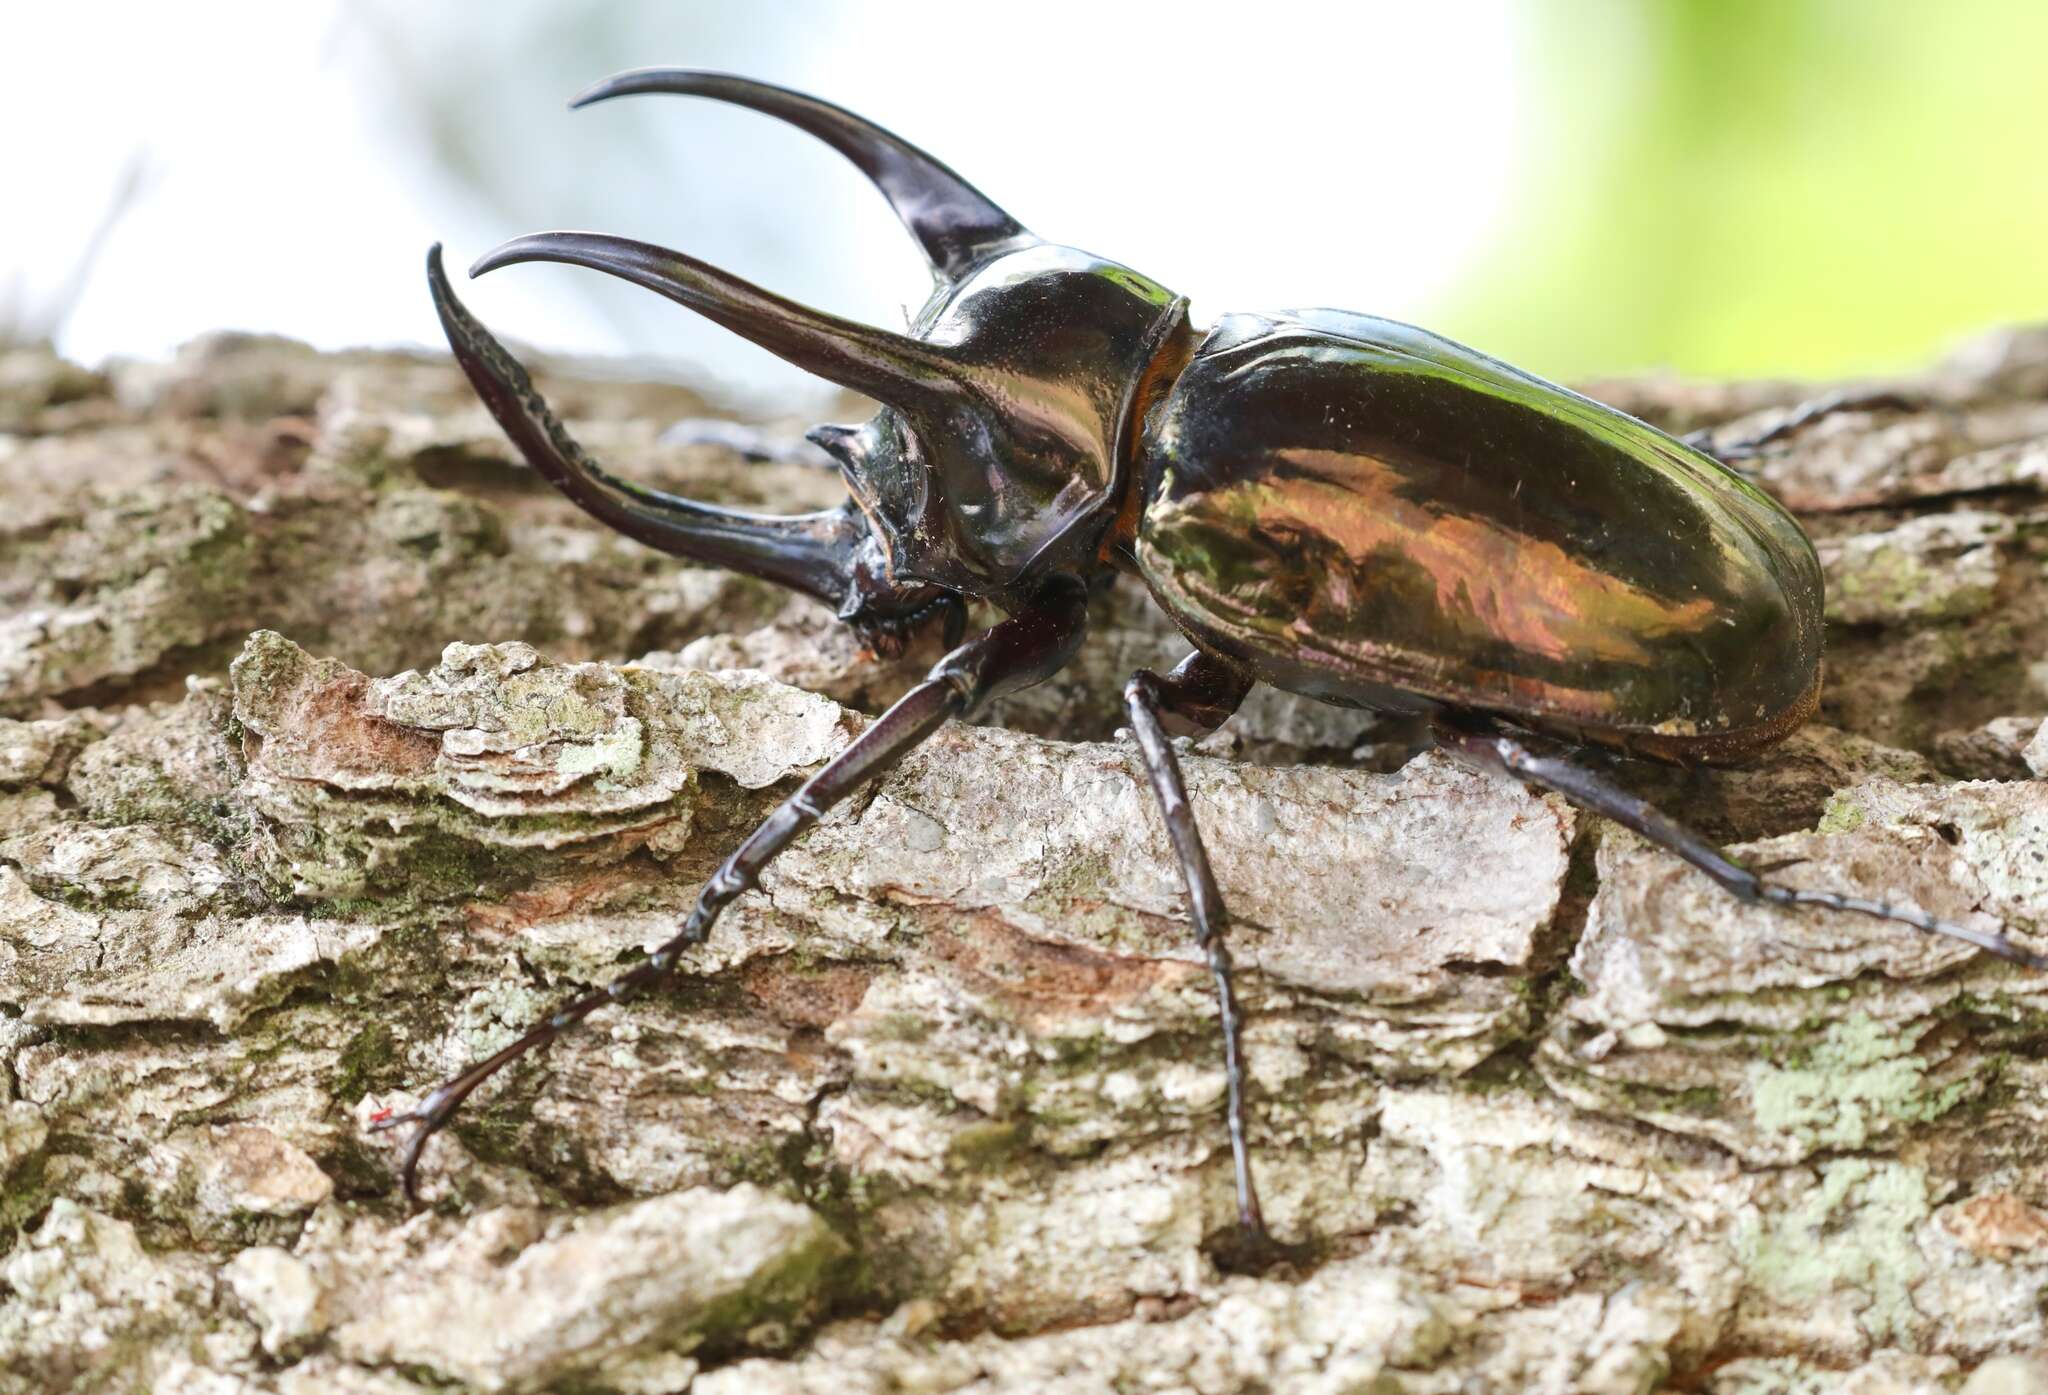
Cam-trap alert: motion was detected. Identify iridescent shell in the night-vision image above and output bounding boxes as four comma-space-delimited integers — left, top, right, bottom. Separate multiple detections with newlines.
1134, 311, 1823, 762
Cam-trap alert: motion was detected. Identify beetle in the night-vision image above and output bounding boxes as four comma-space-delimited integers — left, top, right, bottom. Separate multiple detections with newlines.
378, 68, 2044, 1259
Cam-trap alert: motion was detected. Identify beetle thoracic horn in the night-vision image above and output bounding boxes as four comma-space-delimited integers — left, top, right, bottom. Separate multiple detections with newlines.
426, 244, 865, 608
471, 231, 962, 410
568, 68, 1032, 282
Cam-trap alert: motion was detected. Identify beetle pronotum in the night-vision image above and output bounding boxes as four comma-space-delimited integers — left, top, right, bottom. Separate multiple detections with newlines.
375, 69, 2044, 1260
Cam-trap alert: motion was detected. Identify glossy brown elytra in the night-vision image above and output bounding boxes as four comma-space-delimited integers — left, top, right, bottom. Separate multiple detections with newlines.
376, 68, 2043, 1262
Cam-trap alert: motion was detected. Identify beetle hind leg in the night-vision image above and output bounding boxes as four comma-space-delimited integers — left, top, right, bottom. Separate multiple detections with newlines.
1432, 717, 2047, 970
1124, 652, 1309, 1270
1683, 387, 1924, 466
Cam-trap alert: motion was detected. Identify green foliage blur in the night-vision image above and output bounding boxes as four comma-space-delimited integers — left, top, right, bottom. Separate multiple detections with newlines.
28, 3, 2027, 386
315, 1, 2048, 390
1451, 0, 2048, 380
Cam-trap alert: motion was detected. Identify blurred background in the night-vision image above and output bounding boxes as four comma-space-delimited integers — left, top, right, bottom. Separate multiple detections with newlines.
8, 0, 2047, 410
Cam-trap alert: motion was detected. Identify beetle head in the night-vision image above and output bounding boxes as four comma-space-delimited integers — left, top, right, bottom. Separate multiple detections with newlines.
461, 71, 1186, 610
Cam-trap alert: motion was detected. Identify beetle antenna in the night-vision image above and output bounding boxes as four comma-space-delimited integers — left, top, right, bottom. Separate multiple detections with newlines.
471, 231, 963, 411
569, 68, 1033, 282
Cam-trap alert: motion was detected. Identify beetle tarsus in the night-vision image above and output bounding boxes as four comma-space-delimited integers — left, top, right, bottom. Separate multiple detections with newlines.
1696, 387, 1924, 463
1433, 719, 2044, 970
367, 957, 668, 1201
1678, 427, 1763, 479
375, 580, 1090, 1199
1755, 884, 2048, 969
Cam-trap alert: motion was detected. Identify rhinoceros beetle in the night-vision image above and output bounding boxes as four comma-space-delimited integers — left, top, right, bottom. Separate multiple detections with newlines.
379, 68, 2043, 1260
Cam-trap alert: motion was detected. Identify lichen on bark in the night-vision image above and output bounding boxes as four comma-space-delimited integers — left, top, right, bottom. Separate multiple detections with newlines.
5, 327, 2048, 1393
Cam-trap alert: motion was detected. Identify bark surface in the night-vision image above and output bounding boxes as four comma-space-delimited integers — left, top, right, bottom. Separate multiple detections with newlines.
5, 328, 2048, 1394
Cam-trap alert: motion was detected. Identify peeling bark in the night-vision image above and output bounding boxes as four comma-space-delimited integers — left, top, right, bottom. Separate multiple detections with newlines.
5, 327, 2048, 1394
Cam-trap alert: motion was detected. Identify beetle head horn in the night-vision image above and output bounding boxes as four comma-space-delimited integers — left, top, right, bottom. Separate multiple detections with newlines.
471, 231, 963, 411
569, 68, 1033, 282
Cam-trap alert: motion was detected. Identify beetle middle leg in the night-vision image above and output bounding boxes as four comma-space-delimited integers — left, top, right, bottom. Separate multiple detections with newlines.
372, 575, 1091, 1198
1432, 716, 2048, 968
1123, 651, 1306, 1267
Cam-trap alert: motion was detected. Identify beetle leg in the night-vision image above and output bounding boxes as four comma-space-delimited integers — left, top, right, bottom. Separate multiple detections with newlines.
1432, 718, 2048, 970
370, 576, 1091, 1201
1124, 652, 1301, 1263
1685, 388, 1924, 464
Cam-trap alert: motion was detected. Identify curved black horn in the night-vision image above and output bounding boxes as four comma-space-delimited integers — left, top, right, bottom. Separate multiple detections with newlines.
570, 68, 1032, 282
426, 244, 863, 607
472, 231, 960, 410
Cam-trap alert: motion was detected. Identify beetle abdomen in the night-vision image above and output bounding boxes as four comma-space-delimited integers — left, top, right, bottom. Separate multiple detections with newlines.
1133, 310, 1824, 763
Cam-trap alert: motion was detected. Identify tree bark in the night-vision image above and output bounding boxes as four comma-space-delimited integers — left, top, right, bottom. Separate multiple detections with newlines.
4, 328, 2048, 1394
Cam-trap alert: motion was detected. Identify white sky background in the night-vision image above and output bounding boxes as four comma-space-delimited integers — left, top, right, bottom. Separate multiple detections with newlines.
5, 2, 1529, 410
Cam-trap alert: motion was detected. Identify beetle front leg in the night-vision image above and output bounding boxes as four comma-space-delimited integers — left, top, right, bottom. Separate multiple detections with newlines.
372, 576, 1091, 1200
1123, 652, 1303, 1266
1432, 717, 2047, 969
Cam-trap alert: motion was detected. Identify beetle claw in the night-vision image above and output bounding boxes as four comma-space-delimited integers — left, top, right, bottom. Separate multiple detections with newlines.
364, 1108, 428, 1202
365, 1091, 456, 1204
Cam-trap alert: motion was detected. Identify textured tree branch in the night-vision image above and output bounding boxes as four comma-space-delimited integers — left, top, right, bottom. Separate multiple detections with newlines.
4, 328, 2048, 1394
